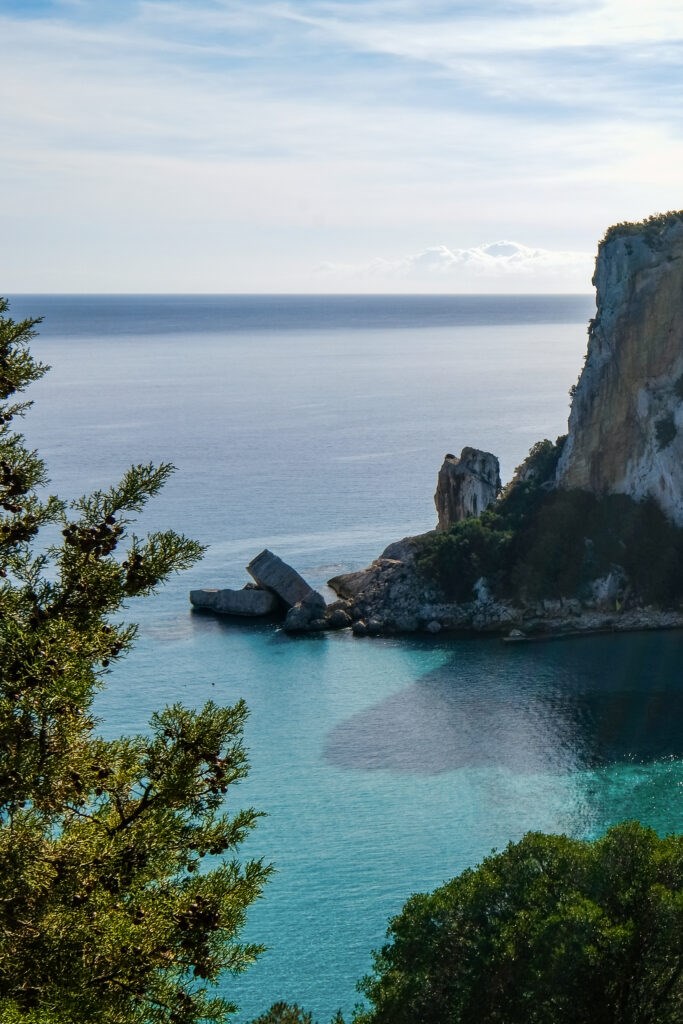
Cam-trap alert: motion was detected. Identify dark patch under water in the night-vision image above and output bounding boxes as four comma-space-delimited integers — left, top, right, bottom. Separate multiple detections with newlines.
324, 632, 683, 774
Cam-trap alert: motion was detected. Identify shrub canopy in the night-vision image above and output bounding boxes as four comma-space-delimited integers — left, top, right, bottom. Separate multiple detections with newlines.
355, 822, 683, 1024
417, 436, 683, 607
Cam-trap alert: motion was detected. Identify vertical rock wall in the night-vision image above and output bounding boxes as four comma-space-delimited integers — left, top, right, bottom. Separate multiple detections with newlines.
556, 214, 683, 525
435, 447, 501, 530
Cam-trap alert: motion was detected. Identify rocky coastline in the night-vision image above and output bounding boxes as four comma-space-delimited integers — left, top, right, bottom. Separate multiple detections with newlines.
326, 533, 683, 638
192, 212, 683, 640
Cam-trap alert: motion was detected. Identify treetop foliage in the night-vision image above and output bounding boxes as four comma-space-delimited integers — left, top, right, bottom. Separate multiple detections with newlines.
249, 1002, 345, 1024
0, 298, 272, 1024
355, 821, 683, 1024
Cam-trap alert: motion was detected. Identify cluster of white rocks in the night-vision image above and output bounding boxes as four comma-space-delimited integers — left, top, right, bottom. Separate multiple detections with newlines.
190, 549, 352, 634
327, 536, 514, 636
324, 455, 513, 636
191, 448, 509, 637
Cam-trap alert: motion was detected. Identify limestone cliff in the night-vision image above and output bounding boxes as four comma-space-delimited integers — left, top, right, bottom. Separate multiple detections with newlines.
556, 212, 683, 523
326, 212, 683, 638
434, 448, 501, 529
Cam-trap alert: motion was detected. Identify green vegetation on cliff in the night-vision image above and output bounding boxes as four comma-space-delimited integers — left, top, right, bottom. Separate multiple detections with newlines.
416, 436, 683, 607
601, 209, 683, 246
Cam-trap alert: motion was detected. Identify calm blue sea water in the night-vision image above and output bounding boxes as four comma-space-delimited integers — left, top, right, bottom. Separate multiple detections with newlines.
8, 293, 683, 1022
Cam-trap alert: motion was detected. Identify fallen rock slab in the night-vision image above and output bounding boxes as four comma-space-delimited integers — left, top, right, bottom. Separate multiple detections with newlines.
247, 549, 324, 608
190, 586, 280, 617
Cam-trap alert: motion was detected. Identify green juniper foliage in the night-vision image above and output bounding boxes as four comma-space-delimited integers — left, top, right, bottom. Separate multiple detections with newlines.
250, 1004, 315, 1024
355, 822, 683, 1024
0, 300, 272, 1023
250, 1004, 345, 1024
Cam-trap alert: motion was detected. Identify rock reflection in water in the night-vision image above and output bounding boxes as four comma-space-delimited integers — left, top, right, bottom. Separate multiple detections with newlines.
323, 632, 683, 775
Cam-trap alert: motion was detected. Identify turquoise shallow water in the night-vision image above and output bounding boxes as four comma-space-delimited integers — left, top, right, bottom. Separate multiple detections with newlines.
113, 622, 683, 1019
8, 294, 683, 1021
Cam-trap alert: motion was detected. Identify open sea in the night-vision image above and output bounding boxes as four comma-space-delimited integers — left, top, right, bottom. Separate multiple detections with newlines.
7, 293, 683, 1021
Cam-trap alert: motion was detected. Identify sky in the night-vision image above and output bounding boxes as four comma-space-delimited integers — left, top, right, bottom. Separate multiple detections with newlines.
2, 0, 683, 293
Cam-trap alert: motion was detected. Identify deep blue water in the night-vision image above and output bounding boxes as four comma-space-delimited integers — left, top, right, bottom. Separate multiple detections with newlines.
12, 293, 595, 335
7, 293, 683, 1022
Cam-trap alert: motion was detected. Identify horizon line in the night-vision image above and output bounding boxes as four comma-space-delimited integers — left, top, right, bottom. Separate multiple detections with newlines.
5, 291, 596, 299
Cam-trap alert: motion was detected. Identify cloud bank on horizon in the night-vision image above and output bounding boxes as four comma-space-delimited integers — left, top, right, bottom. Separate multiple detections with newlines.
1, 0, 682, 292
319, 241, 593, 293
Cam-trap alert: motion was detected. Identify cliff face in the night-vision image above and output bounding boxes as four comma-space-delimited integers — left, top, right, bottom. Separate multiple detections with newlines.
556, 214, 683, 524
325, 212, 683, 638
434, 448, 501, 530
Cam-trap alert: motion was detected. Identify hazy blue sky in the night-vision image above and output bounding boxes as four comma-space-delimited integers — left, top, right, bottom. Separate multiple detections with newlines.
3, 0, 683, 292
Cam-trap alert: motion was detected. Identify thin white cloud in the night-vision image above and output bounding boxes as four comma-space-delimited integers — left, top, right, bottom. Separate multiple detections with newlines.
278, 0, 683, 55
2, 1, 683, 291
270, 0, 683, 117
318, 241, 594, 293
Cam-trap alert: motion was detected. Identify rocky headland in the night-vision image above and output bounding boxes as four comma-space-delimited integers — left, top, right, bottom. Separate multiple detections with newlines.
193, 212, 683, 638
327, 212, 683, 638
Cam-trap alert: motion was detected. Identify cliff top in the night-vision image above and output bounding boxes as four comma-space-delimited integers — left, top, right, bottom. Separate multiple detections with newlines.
600, 209, 683, 246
